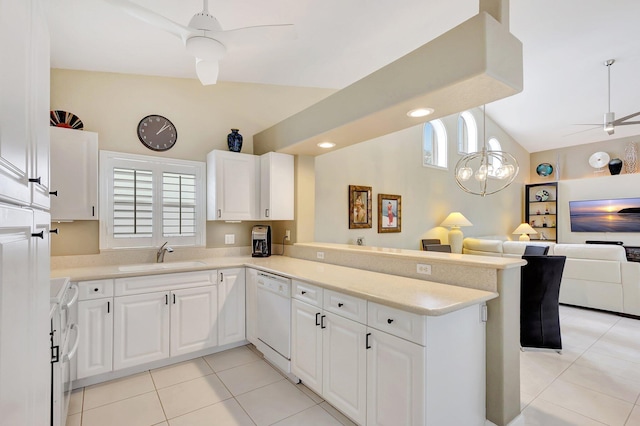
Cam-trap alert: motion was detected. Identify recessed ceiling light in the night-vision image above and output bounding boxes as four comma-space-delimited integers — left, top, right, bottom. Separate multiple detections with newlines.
407, 108, 434, 118
317, 142, 336, 149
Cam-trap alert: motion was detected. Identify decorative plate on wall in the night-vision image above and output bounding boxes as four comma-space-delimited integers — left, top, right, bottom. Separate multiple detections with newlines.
536, 163, 553, 177
588, 151, 610, 169
49, 110, 83, 130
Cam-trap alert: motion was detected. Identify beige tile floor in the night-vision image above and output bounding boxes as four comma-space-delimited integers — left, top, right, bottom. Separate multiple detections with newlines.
66, 305, 640, 426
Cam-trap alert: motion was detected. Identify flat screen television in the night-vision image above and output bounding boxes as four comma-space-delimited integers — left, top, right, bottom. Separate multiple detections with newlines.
569, 197, 640, 232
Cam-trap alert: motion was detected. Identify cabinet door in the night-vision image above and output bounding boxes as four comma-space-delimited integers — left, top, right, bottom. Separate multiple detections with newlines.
218, 268, 246, 345
291, 299, 323, 395
170, 286, 217, 357
323, 312, 367, 425
245, 268, 258, 345
77, 299, 113, 379
206, 150, 257, 220
113, 292, 170, 370
260, 152, 294, 220
366, 330, 425, 426
50, 128, 98, 220
0, 0, 31, 206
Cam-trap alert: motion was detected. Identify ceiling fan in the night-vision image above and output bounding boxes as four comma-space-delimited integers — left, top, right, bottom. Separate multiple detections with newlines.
574, 59, 640, 136
103, 0, 296, 85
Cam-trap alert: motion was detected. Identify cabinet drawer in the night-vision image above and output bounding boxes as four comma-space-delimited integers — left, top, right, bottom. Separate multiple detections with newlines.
367, 302, 426, 346
292, 280, 323, 306
323, 289, 366, 324
78, 279, 114, 300
115, 270, 217, 296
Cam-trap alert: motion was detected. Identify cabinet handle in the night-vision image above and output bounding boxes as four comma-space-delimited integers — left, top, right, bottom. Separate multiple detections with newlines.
338, 303, 344, 308
387, 318, 394, 324
49, 190, 58, 196
31, 231, 44, 239
173, 294, 176, 304
218, 209, 221, 218
315, 312, 321, 326
107, 301, 110, 314
50, 229, 59, 234
301, 290, 307, 295
366, 333, 372, 349
92, 206, 95, 217
165, 294, 168, 305
320, 315, 326, 329
29, 177, 41, 184
265, 208, 269, 218
51, 345, 59, 364
220, 272, 223, 282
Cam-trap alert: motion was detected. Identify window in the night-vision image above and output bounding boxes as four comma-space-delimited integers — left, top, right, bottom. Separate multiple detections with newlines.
457, 111, 477, 154
487, 137, 502, 178
100, 151, 206, 250
422, 119, 447, 169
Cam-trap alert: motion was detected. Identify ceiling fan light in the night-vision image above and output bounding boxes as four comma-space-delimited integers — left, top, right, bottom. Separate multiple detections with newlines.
186, 36, 226, 61
604, 111, 615, 132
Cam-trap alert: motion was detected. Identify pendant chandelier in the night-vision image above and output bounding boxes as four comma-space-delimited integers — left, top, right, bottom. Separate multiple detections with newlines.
454, 105, 519, 196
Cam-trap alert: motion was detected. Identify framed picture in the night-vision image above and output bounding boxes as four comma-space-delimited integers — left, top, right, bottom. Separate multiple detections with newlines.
349, 185, 372, 229
378, 194, 401, 233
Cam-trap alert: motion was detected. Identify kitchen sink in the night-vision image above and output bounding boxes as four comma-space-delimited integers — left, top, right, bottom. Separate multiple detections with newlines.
118, 261, 207, 272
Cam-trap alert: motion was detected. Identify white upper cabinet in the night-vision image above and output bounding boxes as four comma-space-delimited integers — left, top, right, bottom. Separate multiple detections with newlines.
50, 127, 99, 221
260, 152, 294, 220
207, 150, 258, 221
0, 0, 50, 208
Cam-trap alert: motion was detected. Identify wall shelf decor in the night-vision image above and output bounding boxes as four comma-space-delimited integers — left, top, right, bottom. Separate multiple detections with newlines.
525, 182, 558, 242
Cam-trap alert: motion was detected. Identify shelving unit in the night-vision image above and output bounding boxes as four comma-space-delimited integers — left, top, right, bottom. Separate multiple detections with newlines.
525, 182, 558, 242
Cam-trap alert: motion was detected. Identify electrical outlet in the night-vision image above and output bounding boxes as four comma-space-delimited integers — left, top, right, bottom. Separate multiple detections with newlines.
317, 251, 325, 259
416, 263, 432, 275
285, 230, 291, 240
224, 234, 235, 245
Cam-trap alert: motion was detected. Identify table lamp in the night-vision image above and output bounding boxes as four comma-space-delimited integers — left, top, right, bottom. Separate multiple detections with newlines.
440, 212, 473, 253
512, 223, 538, 241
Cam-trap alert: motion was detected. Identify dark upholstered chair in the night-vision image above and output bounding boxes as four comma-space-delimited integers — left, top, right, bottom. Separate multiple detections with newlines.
520, 255, 566, 351
524, 245, 550, 256
424, 244, 452, 253
421, 239, 441, 250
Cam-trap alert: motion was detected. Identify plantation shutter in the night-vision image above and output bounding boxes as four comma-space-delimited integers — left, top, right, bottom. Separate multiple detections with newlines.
162, 172, 196, 237
112, 168, 153, 238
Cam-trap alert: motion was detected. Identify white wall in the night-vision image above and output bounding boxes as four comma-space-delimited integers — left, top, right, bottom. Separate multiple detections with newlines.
558, 173, 640, 245
314, 108, 531, 249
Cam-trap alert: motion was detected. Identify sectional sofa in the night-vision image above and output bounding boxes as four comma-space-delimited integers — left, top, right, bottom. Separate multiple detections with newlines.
462, 238, 640, 317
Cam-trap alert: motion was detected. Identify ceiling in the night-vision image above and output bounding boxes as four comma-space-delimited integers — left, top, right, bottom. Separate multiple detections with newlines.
48, 0, 640, 153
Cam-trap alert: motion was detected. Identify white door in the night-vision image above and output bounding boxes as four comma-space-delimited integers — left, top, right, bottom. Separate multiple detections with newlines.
207, 150, 257, 220
113, 292, 170, 370
0, 206, 37, 425
170, 286, 217, 356
0, 0, 32, 206
260, 152, 294, 220
323, 312, 367, 426
77, 299, 113, 379
366, 330, 426, 426
218, 268, 246, 345
245, 268, 258, 345
50, 128, 98, 220
291, 299, 323, 395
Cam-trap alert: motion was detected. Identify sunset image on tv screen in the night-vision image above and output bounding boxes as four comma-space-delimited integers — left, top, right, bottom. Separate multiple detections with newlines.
569, 198, 640, 232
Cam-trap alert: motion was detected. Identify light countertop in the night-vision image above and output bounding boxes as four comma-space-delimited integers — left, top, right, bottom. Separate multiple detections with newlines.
51, 255, 497, 316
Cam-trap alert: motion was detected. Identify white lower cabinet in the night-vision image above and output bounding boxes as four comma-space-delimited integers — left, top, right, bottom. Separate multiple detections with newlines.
77, 298, 113, 379
218, 268, 246, 346
113, 291, 170, 370
170, 286, 218, 357
291, 299, 323, 393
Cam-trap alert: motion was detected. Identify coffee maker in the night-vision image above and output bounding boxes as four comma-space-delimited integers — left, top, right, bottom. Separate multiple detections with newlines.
251, 225, 271, 257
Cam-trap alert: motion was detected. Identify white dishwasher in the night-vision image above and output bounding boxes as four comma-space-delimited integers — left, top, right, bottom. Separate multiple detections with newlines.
256, 272, 291, 372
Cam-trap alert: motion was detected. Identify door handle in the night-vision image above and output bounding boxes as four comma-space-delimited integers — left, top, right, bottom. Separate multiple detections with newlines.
173, 294, 176, 304
49, 190, 58, 196
265, 208, 269, 217
31, 231, 44, 239
315, 312, 321, 326
387, 318, 394, 324
366, 332, 372, 349
165, 294, 168, 305
320, 315, 326, 329
50, 228, 59, 234
29, 177, 41, 185
338, 303, 344, 308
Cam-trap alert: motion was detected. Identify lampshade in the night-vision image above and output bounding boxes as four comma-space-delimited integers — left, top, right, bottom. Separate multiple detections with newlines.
512, 223, 538, 241
440, 212, 473, 228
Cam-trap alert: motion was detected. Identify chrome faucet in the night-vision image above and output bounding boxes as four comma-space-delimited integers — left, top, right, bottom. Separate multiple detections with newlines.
156, 242, 174, 263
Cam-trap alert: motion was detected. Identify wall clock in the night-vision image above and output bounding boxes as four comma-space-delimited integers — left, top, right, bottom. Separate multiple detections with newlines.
137, 115, 177, 151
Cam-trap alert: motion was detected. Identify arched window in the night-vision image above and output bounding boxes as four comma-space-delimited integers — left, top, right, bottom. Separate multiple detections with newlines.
457, 111, 478, 154
487, 137, 502, 177
422, 119, 447, 169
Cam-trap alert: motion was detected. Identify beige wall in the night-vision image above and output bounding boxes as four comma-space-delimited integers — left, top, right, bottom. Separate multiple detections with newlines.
50, 69, 335, 256
314, 107, 531, 249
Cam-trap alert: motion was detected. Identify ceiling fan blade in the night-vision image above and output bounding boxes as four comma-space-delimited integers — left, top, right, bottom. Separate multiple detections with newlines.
564, 126, 601, 137
615, 121, 640, 126
195, 58, 219, 85
573, 123, 601, 126
211, 24, 296, 49
103, 0, 193, 40
614, 111, 640, 124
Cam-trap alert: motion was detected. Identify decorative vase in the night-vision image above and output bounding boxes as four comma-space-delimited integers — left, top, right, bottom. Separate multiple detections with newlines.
625, 142, 638, 173
608, 158, 623, 175
227, 129, 243, 152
